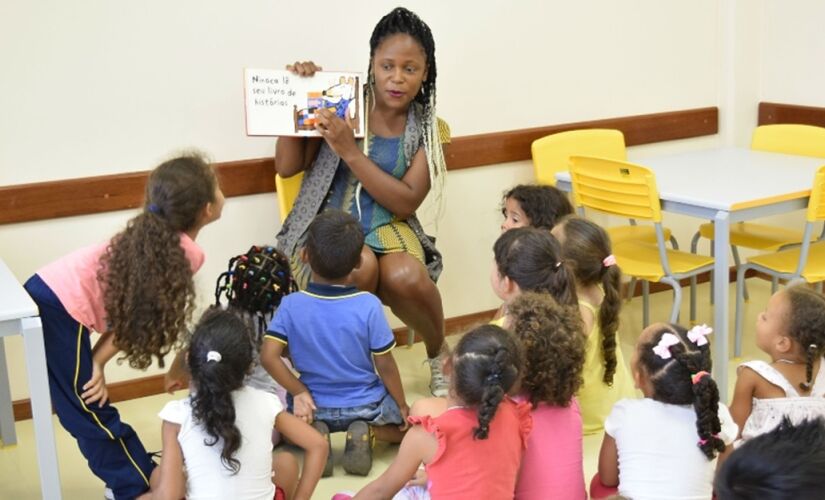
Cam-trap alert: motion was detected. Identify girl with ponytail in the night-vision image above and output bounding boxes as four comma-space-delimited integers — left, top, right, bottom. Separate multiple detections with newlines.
149, 308, 328, 500
347, 325, 531, 500
553, 216, 637, 435
592, 323, 738, 500
24, 152, 223, 499
729, 285, 825, 444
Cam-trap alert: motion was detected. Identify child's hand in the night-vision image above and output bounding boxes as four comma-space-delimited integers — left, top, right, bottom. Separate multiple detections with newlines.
293, 390, 317, 424
81, 361, 108, 407
316, 108, 358, 160
398, 403, 410, 432
286, 61, 322, 77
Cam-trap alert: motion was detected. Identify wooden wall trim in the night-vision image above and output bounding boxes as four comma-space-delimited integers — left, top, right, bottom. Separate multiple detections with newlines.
758, 102, 825, 128
0, 107, 717, 225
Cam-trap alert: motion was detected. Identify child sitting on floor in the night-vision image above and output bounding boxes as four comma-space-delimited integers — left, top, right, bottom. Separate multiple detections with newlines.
500, 184, 573, 232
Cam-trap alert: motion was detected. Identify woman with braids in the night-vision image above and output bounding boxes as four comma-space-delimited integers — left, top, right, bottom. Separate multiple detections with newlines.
592, 323, 738, 500
729, 285, 825, 444
23, 153, 223, 499
553, 216, 637, 434
148, 308, 327, 500
341, 325, 530, 499
508, 292, 587, 500
274, 7, 450, 396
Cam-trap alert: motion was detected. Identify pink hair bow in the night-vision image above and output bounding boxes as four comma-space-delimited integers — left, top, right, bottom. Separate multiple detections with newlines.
652, 333, 680, 359
687, 324, 712, 346
602, 254, 617, 267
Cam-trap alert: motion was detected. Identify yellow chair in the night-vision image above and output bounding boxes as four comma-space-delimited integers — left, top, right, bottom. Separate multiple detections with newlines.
734, 165, 825, 356
532, 129, 677, 249
275, 171, 305, 223
691, 124, 825, 299
569, 155, 715, 326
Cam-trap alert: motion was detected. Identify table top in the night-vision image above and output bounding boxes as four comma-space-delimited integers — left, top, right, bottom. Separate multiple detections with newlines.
556, 147, 825, 212
0, 258, 38, 322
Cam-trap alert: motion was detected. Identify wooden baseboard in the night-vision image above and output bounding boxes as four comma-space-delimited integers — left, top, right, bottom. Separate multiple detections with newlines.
758, 102, 825, 128
11, 266, 772, 422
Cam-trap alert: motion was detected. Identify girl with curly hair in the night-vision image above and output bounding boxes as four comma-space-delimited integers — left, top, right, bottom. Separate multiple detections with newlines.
552, 215, 637, 434
500, 184, 573, 232
729, 285, 825, 444
592, 323, 738, 500
507, 292, 587, 500
149, 308, 328, 500
24, 153, 223, 499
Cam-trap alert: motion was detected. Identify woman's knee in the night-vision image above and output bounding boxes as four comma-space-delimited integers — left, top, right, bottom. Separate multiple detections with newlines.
378, 253, 432, 297
350, 246, 378, 292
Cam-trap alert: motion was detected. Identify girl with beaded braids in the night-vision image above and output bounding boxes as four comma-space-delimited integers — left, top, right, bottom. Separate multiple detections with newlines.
23, 152, 224, 499
274, 6, 451, 397
345, 325, 531, 500
729, 285, 825, 444
592, 323, 738, 500
552, 216, 637, 435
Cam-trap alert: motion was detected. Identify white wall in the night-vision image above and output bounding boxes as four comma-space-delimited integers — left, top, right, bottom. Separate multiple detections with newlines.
1, 0, 732, 400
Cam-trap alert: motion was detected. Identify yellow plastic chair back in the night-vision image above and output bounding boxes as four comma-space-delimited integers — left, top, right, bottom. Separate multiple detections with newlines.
806, 165, 825, 222
275, 172, 304, 223
531, 129, 626, 186
751, 124, 825, 158
569, 155, 662, 222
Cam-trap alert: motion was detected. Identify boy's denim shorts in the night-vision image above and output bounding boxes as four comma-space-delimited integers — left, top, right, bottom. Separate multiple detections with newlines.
290, 393, 403, 433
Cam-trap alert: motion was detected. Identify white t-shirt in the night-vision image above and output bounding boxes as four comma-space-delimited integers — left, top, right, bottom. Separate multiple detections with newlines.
159, 385, 283, 500
605, 398, 738, 500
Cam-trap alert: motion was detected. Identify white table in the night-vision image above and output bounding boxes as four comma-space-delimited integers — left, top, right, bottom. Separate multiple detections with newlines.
556, 147, 824, 402
0, 258, 62, 499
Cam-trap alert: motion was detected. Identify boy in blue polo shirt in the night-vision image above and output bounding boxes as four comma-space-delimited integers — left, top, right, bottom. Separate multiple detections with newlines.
262, 210, 408, 477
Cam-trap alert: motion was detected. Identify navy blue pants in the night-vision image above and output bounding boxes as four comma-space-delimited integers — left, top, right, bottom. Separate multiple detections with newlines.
25, 274, 155, 499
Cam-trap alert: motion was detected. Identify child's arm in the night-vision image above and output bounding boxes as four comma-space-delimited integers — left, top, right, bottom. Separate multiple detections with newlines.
597, 434, 619, 487
261, 337, 316, 422
352, 426, 435, 500
81, 331, 120, 406
729, 367, 757, 438
149, 421, 186, 500
164, 349, 190, 394
275, 411, 328, 500
374, 352, 410, 429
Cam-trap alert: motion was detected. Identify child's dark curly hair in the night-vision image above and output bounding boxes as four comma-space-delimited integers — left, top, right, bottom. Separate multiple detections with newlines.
556, 215, 621, 385
637, 323, 726, 459
99, 153, 218, 369
783, 286, 825, 392
507, 292, 585, 408
502, 184, 573, 230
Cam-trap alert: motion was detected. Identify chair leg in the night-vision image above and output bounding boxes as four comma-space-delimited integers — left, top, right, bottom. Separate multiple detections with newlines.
771, 277, 779, 294
669, 234, 679, 250
709, 243, 715, 305
642, 281, 650, 327
689, 275, 697, 323
690, 231, 701, 254
817, 282, 823, 294
731, 245, 749, 302
734, 265, 752, 357
407, 328, 415, 348
627, 278, 637, 303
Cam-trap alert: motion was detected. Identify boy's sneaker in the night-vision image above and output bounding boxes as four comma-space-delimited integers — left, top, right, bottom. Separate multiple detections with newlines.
311, 420, 334, 477
426, 357, 449, 397
342, 420, 373, 476
103, 487, 114, 500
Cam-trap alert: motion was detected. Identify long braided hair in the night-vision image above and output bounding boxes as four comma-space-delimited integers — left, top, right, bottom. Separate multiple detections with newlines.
366, 7, 447, 211
451, 324, 523, 440
782, 286, 825, 391
637, 323, 726, 459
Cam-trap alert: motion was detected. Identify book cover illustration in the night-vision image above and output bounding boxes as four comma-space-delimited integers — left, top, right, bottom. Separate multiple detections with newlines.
244, 69, 364, 137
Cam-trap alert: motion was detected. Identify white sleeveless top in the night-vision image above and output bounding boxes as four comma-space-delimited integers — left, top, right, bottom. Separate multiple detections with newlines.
738, 358, 825, 443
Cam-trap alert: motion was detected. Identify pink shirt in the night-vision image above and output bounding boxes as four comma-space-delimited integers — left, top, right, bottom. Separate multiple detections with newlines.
409, 398, 532, 500
515, 396, 586, 500
37, 233, 204, 332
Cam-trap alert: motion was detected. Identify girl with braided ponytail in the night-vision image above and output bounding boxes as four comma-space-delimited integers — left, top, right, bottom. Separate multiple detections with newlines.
593, 323, 738, 500
274, 7, 451, 397
347, 325, 531, 500
23, 152, 223, 499
729, 285, 825, 444
148, 308, 328, 500
553, 216, 637, 435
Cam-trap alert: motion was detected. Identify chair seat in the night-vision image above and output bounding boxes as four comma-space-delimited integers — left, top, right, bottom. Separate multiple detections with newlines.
608, 225, 673, 245
746, 241, 825, 282
698, 222, 806, 251
614, 241, 715, 282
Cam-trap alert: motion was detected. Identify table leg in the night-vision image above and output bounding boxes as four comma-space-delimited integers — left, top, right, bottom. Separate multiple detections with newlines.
22, 317, 62, 500
712, 211, 731, 403
0, 336, 17, 446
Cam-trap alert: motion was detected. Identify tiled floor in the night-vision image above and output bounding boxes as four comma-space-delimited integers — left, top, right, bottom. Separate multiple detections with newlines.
0, 280, 772, 499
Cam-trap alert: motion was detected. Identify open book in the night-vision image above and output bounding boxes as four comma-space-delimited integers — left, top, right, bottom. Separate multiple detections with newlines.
244, 68, 365, 137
